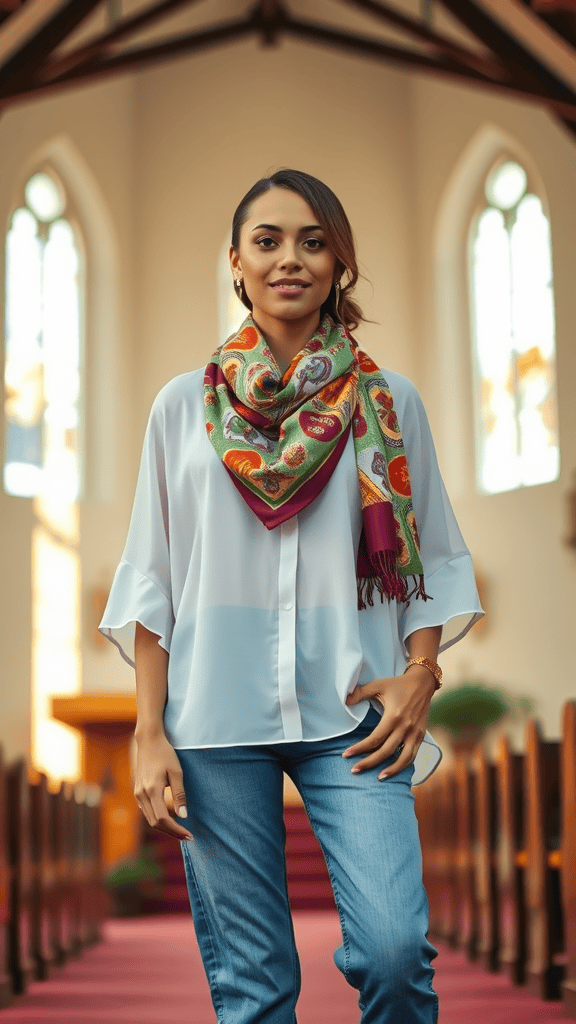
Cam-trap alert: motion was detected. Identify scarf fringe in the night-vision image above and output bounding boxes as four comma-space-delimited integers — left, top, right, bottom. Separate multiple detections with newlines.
356, 548, 434, 610
405, 574, 433, 603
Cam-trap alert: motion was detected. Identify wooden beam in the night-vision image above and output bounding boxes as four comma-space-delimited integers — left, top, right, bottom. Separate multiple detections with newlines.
2, 0, 576, 136
32, 0, 205, 85
0, 0, 66, 62
337, 0, 510, 81
4, 10, 491, 106
255, 0, 283, 45
474, 0, 576, 96
439, 0, 576, 101
4, 7, 576, 120
531, 0, 576, 12
0, 0, 103, 97
0, 13, 256, 109
280, 12, 576, 119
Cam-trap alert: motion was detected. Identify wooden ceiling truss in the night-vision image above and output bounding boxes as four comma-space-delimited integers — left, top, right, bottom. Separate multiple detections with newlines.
0, 0, 576, 140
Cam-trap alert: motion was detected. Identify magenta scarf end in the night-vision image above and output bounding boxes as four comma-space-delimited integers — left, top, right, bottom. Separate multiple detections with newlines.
356, 571, 433, 610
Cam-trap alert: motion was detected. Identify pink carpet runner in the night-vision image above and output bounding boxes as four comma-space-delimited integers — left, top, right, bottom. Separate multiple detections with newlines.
0, 912, 568, 1023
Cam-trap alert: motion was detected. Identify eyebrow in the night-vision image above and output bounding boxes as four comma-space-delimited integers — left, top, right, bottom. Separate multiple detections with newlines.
251, 223, 324, 232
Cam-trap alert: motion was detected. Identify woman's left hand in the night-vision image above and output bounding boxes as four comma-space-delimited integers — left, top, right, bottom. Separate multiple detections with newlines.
343, 667, 436, 779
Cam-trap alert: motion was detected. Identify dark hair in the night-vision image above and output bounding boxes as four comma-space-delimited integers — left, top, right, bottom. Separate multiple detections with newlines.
231, 168, 376, 333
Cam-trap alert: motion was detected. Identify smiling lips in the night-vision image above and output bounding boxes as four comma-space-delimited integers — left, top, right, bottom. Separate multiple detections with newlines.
270, 280, 311, 295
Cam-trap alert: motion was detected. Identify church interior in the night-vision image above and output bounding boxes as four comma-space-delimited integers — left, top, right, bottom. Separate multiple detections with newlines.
1, 0, 576, 1019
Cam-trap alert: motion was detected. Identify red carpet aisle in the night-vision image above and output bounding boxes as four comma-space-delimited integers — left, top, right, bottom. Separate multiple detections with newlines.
0, 912, 568, 1023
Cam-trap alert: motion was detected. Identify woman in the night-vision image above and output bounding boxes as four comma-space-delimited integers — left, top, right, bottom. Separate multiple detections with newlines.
99, 168, 484, 1024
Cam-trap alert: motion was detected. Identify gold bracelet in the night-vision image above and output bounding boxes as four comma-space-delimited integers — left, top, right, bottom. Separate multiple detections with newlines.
404, 656, 443, 691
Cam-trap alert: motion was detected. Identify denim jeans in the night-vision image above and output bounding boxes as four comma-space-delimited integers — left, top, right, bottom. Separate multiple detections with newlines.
176, 706, 439, 1024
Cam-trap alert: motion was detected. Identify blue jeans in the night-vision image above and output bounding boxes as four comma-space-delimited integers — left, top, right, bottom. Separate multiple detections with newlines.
176, 707, 439, 1024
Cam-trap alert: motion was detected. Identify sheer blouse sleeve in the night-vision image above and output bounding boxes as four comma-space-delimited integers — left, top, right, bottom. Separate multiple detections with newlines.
393, 376, 485, 657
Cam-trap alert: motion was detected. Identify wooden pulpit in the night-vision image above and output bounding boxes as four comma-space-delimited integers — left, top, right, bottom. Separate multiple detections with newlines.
50, 694, 139, 870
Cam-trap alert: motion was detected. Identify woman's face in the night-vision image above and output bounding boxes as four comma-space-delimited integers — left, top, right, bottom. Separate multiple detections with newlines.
229, 187, 339, 326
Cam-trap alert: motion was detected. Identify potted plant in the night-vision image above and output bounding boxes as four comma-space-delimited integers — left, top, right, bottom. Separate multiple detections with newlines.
104, 845, 163, 917
427, 678, 537, 755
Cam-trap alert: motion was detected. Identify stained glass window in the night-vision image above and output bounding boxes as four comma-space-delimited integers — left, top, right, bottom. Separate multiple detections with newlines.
469, 159, 559, 494
4, 171, 83, 499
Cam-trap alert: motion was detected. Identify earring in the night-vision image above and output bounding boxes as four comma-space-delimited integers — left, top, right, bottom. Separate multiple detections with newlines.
236, 277, 243, 291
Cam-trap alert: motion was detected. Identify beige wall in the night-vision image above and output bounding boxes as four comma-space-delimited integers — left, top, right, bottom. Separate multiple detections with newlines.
1, 33, 574, 769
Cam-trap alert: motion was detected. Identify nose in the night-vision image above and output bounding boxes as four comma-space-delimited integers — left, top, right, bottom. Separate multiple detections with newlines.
277, 244, 302, 268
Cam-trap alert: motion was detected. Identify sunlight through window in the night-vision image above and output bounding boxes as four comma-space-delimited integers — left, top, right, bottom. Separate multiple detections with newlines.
4, 168, 83, 787
4, 188, 82, 499
469, 159, 559, 494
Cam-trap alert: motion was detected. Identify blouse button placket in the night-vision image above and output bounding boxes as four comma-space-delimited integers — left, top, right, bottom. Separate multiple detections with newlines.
277, 516, 302, 739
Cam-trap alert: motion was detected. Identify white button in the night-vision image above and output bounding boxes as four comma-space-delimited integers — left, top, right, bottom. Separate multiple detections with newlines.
283, 602, 293, 610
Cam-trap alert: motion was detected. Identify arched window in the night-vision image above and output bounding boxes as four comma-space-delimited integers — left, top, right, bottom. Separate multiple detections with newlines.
4, 164, 86, 786
468, 157, 559, 494
4, 168, 84, 499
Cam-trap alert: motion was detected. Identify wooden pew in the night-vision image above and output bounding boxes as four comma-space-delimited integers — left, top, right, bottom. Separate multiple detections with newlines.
67, 784, 87, 956
416, 701, 576, 1015
0, 744, 12, 1008
436, 768, 458, 947
1, 752, 107, 1006
74, 785, 104, 948
495, 733, 526, 985
472, 743, 499, 972
73, 788, 88, 949
420, 769, 441, 938
524, 718, 564, 1000
45, 779, 106, 964
85, 790, 107, 943
5, 757, 36, 994
453, 752, 479, 959
560, 700, 576, 1018
416, 771, 439, 934
417, 762, 467, 950
49, 780, 77, 965
29, 771, 57, 979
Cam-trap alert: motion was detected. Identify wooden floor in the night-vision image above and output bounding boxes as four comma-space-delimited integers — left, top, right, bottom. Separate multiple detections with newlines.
0, 912, 568, 1023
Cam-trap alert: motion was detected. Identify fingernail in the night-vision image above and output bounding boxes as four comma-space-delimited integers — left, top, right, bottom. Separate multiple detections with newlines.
351, 766, 361, 774
177, 805, 188, 817
378, 772, 389, 780
342, 749, 353, 758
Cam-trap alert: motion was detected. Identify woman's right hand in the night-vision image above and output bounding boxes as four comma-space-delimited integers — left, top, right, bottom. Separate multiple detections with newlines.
134, 731, 193, 841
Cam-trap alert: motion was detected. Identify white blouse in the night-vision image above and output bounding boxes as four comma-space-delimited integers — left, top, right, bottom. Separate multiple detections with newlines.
99, 365, 485, 786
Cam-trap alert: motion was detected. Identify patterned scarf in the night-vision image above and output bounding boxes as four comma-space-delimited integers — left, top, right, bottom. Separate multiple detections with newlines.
204, 312, 432, 610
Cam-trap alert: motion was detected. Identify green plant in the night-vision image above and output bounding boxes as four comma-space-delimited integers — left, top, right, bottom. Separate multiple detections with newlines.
427, 679, 537, 738
105, 845, 162, 890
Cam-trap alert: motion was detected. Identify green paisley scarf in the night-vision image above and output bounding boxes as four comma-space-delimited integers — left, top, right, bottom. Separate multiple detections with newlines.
204, 312, 432, 610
